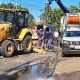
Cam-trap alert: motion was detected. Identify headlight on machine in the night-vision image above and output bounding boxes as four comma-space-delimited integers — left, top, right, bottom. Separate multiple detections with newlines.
63, 40, 69, 44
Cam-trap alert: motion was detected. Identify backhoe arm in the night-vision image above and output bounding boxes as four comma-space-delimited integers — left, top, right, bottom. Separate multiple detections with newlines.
48, 0, 69, 13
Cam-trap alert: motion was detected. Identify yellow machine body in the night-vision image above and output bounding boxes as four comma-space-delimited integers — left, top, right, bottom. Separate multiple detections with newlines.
0, 23, 12, 41
0, 8, 33, 57
18, 28, 31, 40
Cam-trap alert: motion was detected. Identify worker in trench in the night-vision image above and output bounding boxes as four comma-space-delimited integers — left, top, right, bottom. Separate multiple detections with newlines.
54, 29, 59, 47
37, 24, 54, 50
44, 24, 54, 50
37, 25, 44, 49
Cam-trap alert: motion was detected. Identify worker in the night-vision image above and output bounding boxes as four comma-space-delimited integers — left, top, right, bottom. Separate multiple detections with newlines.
44, 27, 50, 50
44, 26, 54, 50
54, 29, 59, 46
47, 29, 54, 49
37, 25, 44, 49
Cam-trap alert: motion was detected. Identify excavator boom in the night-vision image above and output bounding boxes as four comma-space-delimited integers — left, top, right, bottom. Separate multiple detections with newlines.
48, 0, 69, 13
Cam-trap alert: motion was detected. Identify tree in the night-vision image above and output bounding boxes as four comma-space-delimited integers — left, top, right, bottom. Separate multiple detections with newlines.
69, 6, 79, 13
0, 3, 6, 8
40, 3, 80, 29
7, 3, 14, 8
40, 8, 64, 28
78, 3, 80, 12
0, 3, 28, 10
28, 14, 35, 28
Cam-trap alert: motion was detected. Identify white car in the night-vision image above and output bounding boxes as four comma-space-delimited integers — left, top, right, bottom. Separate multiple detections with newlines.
61, 27, 80, 56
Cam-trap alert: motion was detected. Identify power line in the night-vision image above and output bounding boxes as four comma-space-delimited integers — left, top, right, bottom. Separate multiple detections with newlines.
11, 0, 43, 11
18, 0, 43, 9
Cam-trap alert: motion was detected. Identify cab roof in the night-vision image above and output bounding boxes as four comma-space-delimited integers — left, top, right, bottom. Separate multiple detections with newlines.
0, 8, 29, 13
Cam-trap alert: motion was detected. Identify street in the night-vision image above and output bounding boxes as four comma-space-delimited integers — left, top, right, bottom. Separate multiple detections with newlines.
0, 0, 79, 80
0, 46, 80, 80
53, 47, 80, 80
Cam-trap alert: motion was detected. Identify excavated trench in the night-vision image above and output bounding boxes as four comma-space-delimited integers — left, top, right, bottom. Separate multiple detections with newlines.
1, 46, 80, 80
0, 51, 57, 80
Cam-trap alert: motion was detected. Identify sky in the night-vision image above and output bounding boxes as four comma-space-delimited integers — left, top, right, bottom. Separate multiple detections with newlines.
0, 0, 80, 19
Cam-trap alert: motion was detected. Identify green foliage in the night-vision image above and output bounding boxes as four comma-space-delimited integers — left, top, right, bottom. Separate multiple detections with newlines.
28, 14, 34, 20
40, 8, 64, 28
28, 20, 35, 28
28, 14, 35, 28
69, 6, 79, 13
78, 3, 80, 12
0, 3, 27, 10
40, 3, 80, 29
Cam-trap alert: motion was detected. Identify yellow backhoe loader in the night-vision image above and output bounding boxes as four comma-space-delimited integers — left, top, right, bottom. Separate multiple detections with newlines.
0, 8, 32, 57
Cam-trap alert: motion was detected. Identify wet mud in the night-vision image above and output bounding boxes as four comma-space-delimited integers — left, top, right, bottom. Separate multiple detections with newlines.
0, 54, 56, 80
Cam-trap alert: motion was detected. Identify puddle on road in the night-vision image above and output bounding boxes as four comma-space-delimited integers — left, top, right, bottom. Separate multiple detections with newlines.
17, 63, 53, 80
0, 56, 56, 80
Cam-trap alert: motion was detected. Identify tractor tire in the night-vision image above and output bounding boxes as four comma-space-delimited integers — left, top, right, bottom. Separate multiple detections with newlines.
0, 40, 15, 57
22, 35, 32, 53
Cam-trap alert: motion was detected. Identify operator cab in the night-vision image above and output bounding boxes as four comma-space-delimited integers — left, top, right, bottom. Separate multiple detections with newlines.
0, 8, 29, 37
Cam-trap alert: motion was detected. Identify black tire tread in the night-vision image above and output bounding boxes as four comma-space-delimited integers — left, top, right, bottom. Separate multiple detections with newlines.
22, 35, 32, 53
0, 40, 15, 57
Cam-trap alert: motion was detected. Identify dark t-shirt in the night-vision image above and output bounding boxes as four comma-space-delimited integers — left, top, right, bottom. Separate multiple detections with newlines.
49, 32, 54, 39
44, 31, 50, 39
44, 31, 53, 39
37, 30, 44, 38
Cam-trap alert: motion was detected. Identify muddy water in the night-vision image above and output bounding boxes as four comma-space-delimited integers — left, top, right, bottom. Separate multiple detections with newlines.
17, 56, 56, 80
0, 64, 53, 80
0, 54, 56, 80
17, 63, 53, 80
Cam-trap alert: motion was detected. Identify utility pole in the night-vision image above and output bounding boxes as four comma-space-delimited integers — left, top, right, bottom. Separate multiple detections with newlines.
16, 3, 18, 9
45, 1, 50, 24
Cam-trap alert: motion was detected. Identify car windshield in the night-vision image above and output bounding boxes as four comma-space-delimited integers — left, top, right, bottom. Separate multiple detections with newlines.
65, 31, 80, 37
